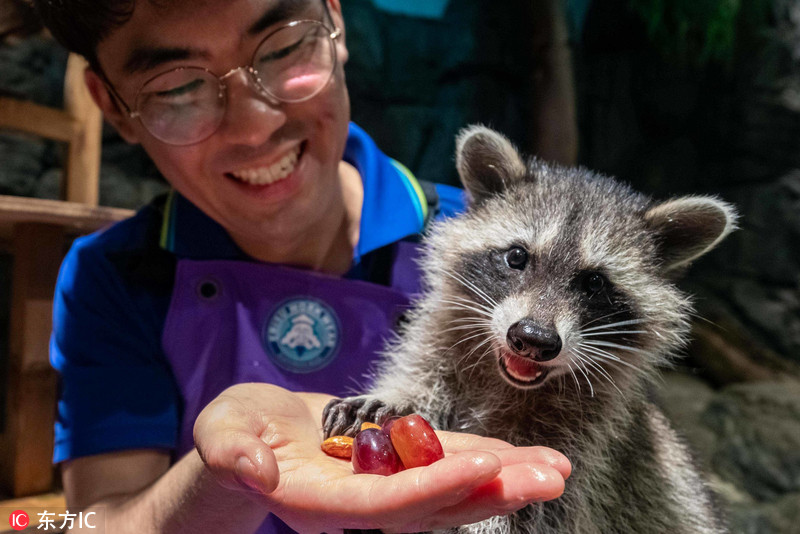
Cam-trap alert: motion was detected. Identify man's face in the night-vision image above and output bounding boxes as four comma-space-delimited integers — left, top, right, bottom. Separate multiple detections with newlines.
93, 0, 351, 243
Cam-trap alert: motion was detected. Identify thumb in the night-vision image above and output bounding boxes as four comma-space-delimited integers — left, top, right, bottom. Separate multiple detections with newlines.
194, 405, 280, 495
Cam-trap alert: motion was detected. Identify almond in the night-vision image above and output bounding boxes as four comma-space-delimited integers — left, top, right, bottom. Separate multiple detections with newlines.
321, 435, 354, 459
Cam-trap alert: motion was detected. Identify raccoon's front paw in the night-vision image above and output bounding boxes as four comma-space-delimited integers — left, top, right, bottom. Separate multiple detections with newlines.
322, 395, 406, 439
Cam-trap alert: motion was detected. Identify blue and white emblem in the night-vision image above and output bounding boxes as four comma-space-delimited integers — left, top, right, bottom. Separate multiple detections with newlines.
263, 297, 340, 373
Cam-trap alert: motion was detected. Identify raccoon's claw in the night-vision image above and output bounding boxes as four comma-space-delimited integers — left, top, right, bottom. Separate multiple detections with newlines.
322, 395, 405, 438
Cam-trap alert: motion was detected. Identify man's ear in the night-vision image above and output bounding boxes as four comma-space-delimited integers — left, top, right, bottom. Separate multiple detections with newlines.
83, 68, 141, 144
326, 0, 348, 64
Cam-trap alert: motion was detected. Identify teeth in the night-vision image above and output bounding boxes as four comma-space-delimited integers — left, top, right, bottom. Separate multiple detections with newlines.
230, 145, 301, 185
534, 371, 543, 378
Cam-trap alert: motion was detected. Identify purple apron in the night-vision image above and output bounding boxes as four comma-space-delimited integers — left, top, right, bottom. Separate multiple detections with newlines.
162, 242, 423, 533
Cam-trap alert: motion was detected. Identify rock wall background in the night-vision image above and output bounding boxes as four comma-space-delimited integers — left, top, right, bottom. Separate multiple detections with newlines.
1, 0, 799, 532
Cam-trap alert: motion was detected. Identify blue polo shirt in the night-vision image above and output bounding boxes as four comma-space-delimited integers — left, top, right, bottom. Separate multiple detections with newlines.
50, 123, 464, 463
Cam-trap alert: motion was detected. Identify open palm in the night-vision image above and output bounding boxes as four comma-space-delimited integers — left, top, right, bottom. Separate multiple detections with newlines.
194, 384, 570, 533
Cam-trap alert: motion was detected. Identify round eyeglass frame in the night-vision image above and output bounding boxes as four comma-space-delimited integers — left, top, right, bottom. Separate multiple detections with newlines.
105, 19, 342, 146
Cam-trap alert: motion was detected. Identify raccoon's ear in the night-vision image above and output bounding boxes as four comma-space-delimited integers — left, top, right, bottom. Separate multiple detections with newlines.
644, 196, 739, 272
456, 125, 526, 203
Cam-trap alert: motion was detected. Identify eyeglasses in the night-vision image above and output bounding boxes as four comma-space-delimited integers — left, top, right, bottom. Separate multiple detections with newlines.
106, 19, 342, 146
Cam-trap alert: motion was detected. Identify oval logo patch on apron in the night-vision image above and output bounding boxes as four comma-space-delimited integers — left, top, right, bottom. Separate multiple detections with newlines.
263, 297, 341, 373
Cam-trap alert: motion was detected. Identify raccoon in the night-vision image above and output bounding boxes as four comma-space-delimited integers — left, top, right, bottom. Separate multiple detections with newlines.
324, 126, 735, 534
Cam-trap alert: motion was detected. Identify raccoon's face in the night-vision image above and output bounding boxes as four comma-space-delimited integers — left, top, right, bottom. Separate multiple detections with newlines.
426, 126, 737, 393
450, 233, 661, 392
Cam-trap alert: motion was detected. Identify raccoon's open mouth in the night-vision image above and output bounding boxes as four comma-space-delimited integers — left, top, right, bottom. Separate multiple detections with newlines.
498, 351, 551, 388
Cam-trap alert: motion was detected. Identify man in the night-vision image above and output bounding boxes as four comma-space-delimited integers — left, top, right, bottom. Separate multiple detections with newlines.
35, 0, 571, 531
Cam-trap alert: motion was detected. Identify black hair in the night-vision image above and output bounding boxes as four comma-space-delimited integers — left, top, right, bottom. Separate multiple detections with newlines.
31, 0, 136, 69
31, 0, 331, 71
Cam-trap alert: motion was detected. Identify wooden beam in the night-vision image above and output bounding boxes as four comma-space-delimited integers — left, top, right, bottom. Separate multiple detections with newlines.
0, 97, 78, 143
63, 54, 102, 206
0, 195, 134, 241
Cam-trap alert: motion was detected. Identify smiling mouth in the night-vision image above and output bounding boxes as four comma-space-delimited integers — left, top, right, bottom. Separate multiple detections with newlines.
497, 351, 551, 388
227, 143, 303, 186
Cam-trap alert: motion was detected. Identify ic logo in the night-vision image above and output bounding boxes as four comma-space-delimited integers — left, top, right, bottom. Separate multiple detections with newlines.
9, 510, 29, 530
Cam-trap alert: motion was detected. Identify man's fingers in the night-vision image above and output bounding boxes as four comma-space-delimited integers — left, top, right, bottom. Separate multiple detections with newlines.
193, 391, 282, 495
486, 446, 572, 480
466, 462, 565, 508
437, 431, 571, 480
196, 427, 280, 495
396, 463, 565, 532
437, 430, 513, 452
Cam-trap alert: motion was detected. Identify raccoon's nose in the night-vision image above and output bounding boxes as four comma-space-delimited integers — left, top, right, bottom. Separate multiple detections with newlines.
507, 320, 562, 361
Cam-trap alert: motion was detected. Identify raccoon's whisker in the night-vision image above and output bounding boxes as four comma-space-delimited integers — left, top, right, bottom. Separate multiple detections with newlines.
573, 348, 625, 398
581, 318, 647, 333
455, 333, 495, 367
584, 353, 642, 377
581, 356, 616, 387
439, 322, 493, 335
444, 305, 494, 321
442, 294, 496, 316
579, 330, 648, 337
577, 344, 642, 373
447, 292, 494, 308
566, 360, 582, 394
442, 270, 498, 308
571, 353, 598, 397
575, 350, 615, 383
454, 334, 494, 359
445, 313, 492, 322
449, 329, 493, 351
581, 339, 648, 355
471, 345, 496, 375
442, 319, 496, 336
694, 315, 720, 328
579, 309, 631, 330
571, 355, 595, 397
463, 343, 496, 381
566, 360, 587, 410
577, 343, 632, 365
439, 298, 494, 319
439, 300, 494, 319
439, 305, 493, 322
580, 340, 652, 367
442, 316, 493, 328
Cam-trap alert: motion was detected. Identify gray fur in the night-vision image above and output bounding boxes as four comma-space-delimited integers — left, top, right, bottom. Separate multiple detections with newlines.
339, 126, 736, 533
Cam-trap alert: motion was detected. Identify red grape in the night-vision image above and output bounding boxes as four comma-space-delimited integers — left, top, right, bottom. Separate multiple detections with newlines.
389, 414, 444, 469
351, 428, 403, 475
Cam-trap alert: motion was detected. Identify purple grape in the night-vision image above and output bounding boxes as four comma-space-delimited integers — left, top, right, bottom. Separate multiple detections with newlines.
351, 428, 403, 475
381, 415, 401, 437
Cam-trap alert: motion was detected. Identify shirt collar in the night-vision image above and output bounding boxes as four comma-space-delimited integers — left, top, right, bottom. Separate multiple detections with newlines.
160, 122, 428, 263
345, 123, 428, 262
